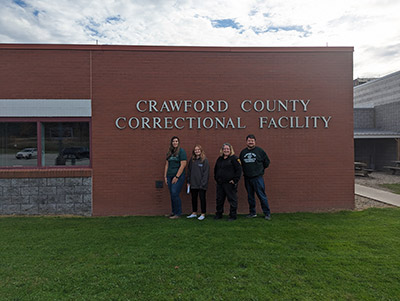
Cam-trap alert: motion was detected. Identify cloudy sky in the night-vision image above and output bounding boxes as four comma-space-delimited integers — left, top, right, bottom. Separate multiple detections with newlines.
1, 0, 399, 79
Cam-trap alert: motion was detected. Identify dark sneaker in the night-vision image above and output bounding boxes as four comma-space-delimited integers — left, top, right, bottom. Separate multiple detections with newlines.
246, 214, 257, 218
214, 215, 222, 220
228, 217, 237, 221
265, 215, 271, 221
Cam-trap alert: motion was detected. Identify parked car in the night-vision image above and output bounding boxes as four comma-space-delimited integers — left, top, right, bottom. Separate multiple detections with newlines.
16, 148, 37, 159
61, 147, 90, 159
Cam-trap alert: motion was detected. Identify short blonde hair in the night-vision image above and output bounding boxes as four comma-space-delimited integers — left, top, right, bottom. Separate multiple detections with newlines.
219, 142, 235, 156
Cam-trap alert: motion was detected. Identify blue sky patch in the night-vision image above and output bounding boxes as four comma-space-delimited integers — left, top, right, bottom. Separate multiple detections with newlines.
85, 25, 100, 37
253, 25, 311, 37
13, 0, 27, 8
13, 0, 40, 18
106, 15, 122, 23
211, 18, 242, 30
82, 18, 104, 38
249, 9, 258, 16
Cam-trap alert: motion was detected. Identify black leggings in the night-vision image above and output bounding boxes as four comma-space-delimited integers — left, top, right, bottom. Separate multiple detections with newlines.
191, 189, 206, 214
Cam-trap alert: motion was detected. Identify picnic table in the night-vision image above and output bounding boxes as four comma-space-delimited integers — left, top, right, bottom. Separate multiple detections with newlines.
354, 162, 373, 177
384, 161, 400, 175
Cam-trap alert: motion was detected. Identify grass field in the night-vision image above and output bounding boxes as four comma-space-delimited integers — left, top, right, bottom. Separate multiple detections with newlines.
380, 183, 400, 195
1, 208, 400, 300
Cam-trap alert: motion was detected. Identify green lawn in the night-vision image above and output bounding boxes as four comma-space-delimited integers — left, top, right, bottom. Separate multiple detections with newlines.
380, 183, 400, 195
1, 209, 400, 300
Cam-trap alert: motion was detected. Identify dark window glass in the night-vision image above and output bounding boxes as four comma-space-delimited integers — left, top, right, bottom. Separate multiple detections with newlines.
0, 123, 37, 167
43, 122, 90, 166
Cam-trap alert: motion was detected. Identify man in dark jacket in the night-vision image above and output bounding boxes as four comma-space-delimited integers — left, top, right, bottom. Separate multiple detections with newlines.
239, 134, 271, 220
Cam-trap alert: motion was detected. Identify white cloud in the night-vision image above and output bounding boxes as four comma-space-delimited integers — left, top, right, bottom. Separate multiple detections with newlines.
0, 0, 399, 78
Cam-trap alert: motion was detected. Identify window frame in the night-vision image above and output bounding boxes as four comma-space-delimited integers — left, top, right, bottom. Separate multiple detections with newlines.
0, 117, 91, 169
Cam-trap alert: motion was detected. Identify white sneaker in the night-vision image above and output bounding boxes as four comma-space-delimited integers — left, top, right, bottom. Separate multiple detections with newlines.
198, 215, 205, 221
187, 214, 197, 218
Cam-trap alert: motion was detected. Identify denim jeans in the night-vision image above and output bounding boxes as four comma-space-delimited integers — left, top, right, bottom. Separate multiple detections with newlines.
244, 176, 270, 216
167, 173, 185, 216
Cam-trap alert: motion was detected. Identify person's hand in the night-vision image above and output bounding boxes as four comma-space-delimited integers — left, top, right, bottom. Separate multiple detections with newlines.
172, 176, 178, 184
164, 177, 168, 185
229, 180, 235, 184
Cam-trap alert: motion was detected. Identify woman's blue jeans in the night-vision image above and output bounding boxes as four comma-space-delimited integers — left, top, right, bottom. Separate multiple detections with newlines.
167, 173, 185, 216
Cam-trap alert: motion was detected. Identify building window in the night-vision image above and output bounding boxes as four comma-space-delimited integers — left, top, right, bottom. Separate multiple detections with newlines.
0, 119, 90, 168
0, 122, 37, 167
43, 122, 90, 166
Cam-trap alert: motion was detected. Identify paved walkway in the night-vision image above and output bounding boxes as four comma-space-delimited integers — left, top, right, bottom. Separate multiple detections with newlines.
355, 184, 400, 207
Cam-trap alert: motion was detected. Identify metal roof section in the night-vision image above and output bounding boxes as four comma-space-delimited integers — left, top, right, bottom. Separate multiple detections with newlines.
0, 99, 92, 117
353, 70, 400, 107
354, 128, 400, 139
354, 70, 400, 89
354, 103, 375, 109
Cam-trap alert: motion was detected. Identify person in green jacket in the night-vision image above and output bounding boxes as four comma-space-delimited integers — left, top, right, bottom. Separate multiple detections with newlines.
164, 136, 187, 219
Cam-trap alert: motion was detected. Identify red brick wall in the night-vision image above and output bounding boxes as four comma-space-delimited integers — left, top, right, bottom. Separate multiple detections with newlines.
0, 45, 354, 216
0, 48, 90, 99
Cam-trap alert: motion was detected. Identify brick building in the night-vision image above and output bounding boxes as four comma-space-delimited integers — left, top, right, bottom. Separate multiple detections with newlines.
354, 70, 400, 169
0, 44, 354, 216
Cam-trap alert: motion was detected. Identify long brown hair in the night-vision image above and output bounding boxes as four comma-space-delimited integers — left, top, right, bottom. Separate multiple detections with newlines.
191, 144, 206, 162
166, 136, 180, 159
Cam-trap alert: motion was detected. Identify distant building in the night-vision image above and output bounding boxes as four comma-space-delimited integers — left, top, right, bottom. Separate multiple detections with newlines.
354, 71, 400, 169
353, 78, 377, 87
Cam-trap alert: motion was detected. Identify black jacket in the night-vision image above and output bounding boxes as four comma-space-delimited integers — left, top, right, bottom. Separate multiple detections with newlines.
214, 155, 242, 184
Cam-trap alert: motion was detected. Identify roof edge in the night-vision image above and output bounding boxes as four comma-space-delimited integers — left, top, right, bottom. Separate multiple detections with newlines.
0, 43, 354, 53
354, 135, 400, 139
354, 70, 400, 90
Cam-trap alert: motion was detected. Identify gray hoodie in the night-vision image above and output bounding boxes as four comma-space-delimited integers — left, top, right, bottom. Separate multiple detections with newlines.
187, 157, 210, 190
